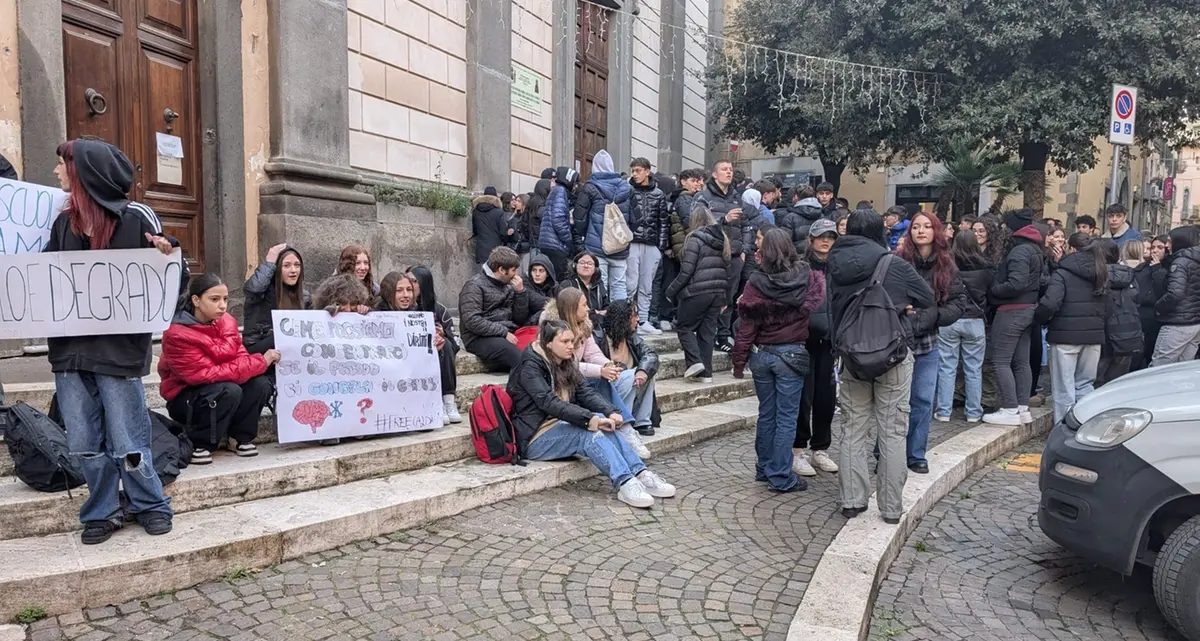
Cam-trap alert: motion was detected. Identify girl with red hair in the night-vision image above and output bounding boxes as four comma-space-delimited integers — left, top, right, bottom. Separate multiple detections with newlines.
893, 212, 968, 474
48, 139, 183, 545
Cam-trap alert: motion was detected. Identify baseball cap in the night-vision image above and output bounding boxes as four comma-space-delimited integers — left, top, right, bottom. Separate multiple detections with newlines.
809, 219, 838, 238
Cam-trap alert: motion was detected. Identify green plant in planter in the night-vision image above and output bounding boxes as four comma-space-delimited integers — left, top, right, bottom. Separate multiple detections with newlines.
370, 159, 471, 218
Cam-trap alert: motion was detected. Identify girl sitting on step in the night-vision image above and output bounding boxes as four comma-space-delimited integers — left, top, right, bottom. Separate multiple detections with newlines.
160, 274, 278, 464
507, 320, 677, 509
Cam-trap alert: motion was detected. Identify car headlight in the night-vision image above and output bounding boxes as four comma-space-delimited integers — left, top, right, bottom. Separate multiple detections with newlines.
1074, 408, 1153, 448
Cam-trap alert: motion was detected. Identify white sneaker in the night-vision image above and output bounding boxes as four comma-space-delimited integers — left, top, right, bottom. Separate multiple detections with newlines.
934, 414, 951, 423
191, 448, 213, 465
442, 395, 463, 424
227, 439, 258, 457
637, 469, 676, 498
638, 322, 663, 335
982, 408, 1022, 426
811, 450, 839, 473
1018, 405, 1033, 424
966, 416, 982, 423
684, 363, 705, 380
621, 428, 652, 459
617, 478, 655, 508
659, 320, 673, 331
698, 377, 713, 384
792, 451, 817, 477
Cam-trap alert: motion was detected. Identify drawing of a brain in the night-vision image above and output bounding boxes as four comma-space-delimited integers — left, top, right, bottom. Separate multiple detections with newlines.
292, 400, 331, 433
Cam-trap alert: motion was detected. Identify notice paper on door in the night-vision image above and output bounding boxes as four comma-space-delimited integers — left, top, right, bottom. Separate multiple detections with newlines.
156, 132, 184, 186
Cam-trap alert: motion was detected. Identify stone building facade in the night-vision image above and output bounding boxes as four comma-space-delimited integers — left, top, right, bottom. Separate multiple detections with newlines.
1, 0, 721, 307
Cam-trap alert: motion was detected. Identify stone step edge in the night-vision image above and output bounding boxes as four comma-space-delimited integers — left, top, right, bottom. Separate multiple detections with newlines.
0, 374, 754, 541
784, 410, 1056, 641
0, 398, 760, 620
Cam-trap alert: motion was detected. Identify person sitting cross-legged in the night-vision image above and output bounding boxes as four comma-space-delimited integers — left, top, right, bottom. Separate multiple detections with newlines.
507, 320, 677, 508
160, 274, 278, 464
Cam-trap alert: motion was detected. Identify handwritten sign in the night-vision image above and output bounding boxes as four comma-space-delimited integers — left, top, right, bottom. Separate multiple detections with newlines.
272, 310, 443, 443
0, 177, 66, 255
0, 247, 183, 340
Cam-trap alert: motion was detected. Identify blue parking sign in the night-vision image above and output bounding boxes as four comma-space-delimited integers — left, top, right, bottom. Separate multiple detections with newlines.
1113, 123, 1121, 133
1124, 123, 1132, 134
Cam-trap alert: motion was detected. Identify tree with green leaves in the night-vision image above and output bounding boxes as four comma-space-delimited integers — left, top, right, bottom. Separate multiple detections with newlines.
716, 0, 1200, 216
929, 140, 1023, 221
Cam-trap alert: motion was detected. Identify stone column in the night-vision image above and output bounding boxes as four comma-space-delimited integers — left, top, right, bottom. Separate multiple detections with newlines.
466, 0, 512, 191
605, 8, 633, 166
703, 0, 725, 169
16, 0, 66, 185
656, 0, 685, 174
259, 0, 375, 277
551, 0, 577, 169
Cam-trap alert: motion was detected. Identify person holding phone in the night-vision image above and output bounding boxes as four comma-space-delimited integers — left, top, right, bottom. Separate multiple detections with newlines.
507, 320, 677, 508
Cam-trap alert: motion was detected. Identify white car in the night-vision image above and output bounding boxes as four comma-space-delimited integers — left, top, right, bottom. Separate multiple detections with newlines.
1039, 359, 1200, 640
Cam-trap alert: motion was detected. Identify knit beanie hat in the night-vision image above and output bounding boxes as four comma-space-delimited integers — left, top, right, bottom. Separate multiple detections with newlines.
1004, 208, 1034, 232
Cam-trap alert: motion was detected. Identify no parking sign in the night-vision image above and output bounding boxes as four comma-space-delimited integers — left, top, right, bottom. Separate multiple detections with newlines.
1108, 84, 1138, 146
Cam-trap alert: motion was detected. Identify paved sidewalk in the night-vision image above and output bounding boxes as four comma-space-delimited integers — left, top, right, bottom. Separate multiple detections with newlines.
869, 438, 1184, 641
24, 418, 976, 641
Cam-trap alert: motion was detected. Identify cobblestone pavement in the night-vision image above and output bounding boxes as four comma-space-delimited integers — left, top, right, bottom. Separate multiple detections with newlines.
870, 438, 1184, 641
27, 418, 976, 641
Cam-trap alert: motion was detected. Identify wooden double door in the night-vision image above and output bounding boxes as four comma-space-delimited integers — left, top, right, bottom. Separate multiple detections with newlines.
62, 0, 205, 271
574, 1, 609, 181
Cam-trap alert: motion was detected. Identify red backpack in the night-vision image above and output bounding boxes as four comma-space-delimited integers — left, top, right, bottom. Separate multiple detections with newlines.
469, 385, 524, 465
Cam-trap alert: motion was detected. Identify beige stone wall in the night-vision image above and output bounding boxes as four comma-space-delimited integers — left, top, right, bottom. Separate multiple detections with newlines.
348, 0, 469, 187
0, 0, 21, 175
630, 6, 661, 167
242, 0, 271, 275
509, 0, 552, 194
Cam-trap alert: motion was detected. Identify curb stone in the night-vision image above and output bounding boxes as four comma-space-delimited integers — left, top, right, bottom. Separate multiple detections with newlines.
0, 625, 22, 641
786, 409, 1054, 641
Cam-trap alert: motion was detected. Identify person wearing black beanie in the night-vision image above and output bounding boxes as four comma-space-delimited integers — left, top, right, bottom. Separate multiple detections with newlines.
1004, 208, 1034, 232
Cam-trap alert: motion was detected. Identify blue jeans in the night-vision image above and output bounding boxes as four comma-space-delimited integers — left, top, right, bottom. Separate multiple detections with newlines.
1049, 344, 1101, 425
936, 319, 987, 419
906, 349, 939, 466
596, 256, 628, 301
525, 419, 647, 488
611, 369, 655, 428
749, 345, 805, 491
54, 372, 173, 524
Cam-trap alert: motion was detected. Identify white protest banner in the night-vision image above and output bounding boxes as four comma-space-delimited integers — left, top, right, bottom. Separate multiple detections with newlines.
0, 247, 183, 340
272, 310, 443, 443
0, 177, 66, 254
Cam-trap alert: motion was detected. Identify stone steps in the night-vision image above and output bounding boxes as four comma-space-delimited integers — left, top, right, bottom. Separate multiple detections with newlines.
0, 397, 760, 620
0, 372, 751, 541
0, 347, 732, 476
0, 332, 687, 412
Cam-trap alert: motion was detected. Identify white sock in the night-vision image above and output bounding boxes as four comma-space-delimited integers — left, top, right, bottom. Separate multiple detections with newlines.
442, 394, 455, 404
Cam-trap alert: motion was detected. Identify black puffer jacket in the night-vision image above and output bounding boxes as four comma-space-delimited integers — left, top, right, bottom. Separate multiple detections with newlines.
594, 328, 660, 379
989, 225, 1044, 306
560, 273, 609, 325
471, 195, 509, 264
527, 180, 551, 251
695, 179, 745, 255
525, 254, 560, 320
629, 179, 669, 249
44, 139, 184, 378
1135, 262, 1167, 324
458, 266, 531, 346
1035, 251, 1108, 345
908, 253, 968, 350
667, 224, 732, 301
805, 252, 833, 341
777, 198, 824, 253
242, 246, 312, 351
506, 343, 618, 455
955, 255, 994, 320
1156, 246, 1200, 325
827, 235, 934, 348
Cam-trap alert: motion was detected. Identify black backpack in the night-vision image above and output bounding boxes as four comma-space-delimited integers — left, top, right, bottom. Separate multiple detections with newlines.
45, 394, 192, 488
3, 400, 85, 493
834, 254, 909, 380
1106, 282, 1144, 356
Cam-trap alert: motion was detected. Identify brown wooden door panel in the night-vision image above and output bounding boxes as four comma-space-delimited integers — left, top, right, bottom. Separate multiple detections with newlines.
574, 2, 608, 179
62, 0, 205, 272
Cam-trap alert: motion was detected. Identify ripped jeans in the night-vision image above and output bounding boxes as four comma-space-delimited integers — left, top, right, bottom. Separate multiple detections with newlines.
54, 372, 173, 524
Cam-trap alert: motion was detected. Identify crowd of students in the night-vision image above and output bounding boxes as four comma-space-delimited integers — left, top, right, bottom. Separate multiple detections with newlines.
44, 138, 1200, 544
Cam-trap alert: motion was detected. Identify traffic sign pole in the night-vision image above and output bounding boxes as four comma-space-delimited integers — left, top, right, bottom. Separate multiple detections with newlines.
1109, 145, 1121, 206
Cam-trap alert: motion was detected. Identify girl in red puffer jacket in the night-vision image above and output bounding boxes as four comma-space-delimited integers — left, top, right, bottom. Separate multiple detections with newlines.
159, 274, 280, 464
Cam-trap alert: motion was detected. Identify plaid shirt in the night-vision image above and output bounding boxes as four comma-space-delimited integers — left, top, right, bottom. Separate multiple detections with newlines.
911, 328, 937, 357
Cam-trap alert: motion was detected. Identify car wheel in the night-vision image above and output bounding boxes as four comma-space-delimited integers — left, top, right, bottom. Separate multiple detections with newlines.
1153, 514, 1200, 638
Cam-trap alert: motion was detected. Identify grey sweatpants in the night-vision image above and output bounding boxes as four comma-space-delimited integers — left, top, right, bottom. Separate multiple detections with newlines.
1151, 323, 1200, 367
838, 352, 914, 520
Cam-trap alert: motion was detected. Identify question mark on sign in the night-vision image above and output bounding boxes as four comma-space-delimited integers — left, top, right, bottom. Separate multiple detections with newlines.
357, 398, 374, 424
